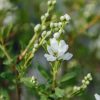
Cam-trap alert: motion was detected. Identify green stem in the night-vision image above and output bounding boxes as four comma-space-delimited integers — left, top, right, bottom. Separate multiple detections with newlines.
19, 33, 39, 60
52, 61, 59, 90
0, 44, 12, 61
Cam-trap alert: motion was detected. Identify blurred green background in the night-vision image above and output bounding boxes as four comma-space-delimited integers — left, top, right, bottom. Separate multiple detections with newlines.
0, 0, 100, 100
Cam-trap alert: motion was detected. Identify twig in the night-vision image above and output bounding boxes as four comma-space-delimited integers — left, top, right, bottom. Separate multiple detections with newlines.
78, 16, 100, 34
18, 33, 39, 62
0, 44, 12, 61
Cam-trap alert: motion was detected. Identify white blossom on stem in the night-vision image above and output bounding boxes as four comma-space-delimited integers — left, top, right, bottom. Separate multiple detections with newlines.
44, 38, 73, 61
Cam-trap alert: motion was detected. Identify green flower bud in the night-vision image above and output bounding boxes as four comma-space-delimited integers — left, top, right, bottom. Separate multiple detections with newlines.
32, 48, 36, 52
34, 43, 38, 48
82, 79, 85, 84
31, 76, 36, 84
53, 32, 60, 39
34, 24, 41, 32
87, 73, 92, 79
60, 16, 65, 21
47, 31, 51, 36
42, 31, 47, 37
82, 84, 87, 89
50, 22, 54, 28
85, 81, 90, 85
58, 22, 62, 27
48, 1, 52, 6
45, 12, 49, 17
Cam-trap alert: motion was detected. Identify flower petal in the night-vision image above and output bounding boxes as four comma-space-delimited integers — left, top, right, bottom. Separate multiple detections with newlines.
44, 54, 56, 61
50, 38, 59, 52
95, 94, 100, 100
58, 40, 68, 57
47, 45, 53, 55
59, 52, 73, 60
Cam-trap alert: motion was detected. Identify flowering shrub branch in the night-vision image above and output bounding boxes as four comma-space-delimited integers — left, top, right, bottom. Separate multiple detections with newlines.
0, 0, 94, 100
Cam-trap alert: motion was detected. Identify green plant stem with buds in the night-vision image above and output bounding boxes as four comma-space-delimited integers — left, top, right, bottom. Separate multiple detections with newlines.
18, 33, 39, 61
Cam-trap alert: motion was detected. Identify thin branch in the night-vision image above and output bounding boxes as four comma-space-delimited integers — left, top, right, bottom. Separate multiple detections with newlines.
0, 44, 12, 61
18, 33, 38, 62
78, 16, 100, 34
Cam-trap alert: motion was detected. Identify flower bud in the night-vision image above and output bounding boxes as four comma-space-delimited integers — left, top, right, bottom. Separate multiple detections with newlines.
31, 76, 36, 84
45, 12, 49, 17
50, 22, 54, 28
82, 79, 85, 84
73, 86, 80, 91
42, 31, 47, 37
34, 24, 41, 32
60, 16, 65, 21
64, 14, 71, 21
59, 29, 64, 34
82, 84, 87, 89
32, 48, 36, 52
85, 81, 90, 85
47, 31, 51, 36
48, 0, 52, 6
34, 43, 38, 48
53, 32, 60, 39
87, 73, 92, 79
58, 22, 62, 27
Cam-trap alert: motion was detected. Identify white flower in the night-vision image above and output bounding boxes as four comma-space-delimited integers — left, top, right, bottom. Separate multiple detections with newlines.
44, 38, 73, 61
95, 94, 100, 100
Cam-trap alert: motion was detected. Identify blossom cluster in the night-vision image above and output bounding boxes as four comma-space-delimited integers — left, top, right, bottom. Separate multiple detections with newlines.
73, 73, 92, 92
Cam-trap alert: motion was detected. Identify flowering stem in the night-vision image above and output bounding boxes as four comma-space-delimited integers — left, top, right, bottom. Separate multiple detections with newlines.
52, 61, 59, 90
18, 33, 39, 61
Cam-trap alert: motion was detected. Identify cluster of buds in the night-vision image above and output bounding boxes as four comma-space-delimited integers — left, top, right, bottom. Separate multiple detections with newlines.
73, 73, 92, 92
49, 14, 71, 39
41, 12, 49, 24
60, 14, 71, 22
32, 42, 39, 54
30, 76, 36, 84
81, 73, 92, 89
47, 0, 56, 12
41, 0, 56, 26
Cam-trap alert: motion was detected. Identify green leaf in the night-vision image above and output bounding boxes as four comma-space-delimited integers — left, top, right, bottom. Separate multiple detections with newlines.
59, 72, 77, 83
20, 77, 35, 88
40, 94, 48, 100
3, 59, 12, 65
0, 89, 10, 100
55, 87, 64, 98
